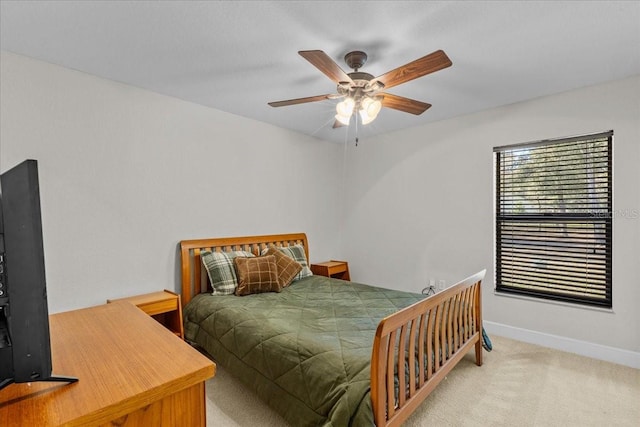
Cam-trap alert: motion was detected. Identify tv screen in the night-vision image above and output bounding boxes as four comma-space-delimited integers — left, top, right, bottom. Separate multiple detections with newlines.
0, 159, 76, 389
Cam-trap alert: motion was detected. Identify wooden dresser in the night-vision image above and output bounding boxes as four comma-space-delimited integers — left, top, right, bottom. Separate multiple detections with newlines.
0, 301, 215, 426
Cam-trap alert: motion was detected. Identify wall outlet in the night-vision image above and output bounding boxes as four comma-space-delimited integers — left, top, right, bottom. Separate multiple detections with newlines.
438, 279, 446, 290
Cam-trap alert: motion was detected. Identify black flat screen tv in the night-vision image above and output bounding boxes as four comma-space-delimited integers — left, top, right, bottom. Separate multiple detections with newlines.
0, 159, 76, 390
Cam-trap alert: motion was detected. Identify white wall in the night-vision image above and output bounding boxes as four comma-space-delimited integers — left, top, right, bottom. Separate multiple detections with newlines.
0, 52, 344, 313
2, 50, 638, 361
341, 75, 640, 355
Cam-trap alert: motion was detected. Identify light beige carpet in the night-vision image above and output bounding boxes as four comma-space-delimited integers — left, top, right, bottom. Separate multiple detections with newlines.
205, 335, 639, 426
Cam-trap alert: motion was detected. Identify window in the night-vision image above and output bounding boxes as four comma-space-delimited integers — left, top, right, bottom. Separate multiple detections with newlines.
494, 131, 612, 308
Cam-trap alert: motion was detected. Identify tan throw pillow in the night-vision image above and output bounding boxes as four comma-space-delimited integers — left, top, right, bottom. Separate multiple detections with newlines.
260, 244, 313, 281
265, 247, 302, 288
234, 255, 280, 296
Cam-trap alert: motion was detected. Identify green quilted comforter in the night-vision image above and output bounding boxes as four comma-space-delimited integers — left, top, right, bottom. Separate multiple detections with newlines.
183, 275, 424, 427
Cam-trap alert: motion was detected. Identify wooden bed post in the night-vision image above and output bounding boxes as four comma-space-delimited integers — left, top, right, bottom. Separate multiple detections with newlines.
475, 278, 483, 366
180, 244, 193, 307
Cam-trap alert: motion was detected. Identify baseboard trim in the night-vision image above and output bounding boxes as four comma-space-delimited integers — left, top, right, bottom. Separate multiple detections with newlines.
483, 321, 640, 369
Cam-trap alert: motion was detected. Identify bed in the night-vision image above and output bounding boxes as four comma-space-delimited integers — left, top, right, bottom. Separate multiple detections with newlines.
180, 233, 485, 427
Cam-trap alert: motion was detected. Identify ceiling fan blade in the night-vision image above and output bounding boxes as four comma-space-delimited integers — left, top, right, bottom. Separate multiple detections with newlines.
374, 50, 452, 90
299, 50, 354, 84
268, 94, 332, 107
381, 93, 432, 115
332, 120, 345, 129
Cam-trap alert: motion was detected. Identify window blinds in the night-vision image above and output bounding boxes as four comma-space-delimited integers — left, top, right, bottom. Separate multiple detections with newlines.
494, 131, 612, 308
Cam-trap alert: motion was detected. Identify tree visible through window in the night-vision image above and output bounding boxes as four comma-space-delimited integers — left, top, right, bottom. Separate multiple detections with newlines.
494, 131, 612, 308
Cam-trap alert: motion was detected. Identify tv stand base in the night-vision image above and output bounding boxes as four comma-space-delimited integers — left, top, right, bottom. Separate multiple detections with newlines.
0, 374, 78, 391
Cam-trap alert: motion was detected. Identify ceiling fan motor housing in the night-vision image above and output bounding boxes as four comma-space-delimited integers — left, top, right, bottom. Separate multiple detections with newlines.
344, 51, 368, 71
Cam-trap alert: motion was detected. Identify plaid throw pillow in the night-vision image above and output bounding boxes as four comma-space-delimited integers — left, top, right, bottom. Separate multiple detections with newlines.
265, 247, 302, 288
261, 244, 312, 281
201, 250, 254, 295
234, 255, 280, 296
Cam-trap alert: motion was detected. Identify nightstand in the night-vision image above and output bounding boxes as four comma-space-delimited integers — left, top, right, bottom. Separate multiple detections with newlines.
311, 260, 351, 281
107, 289, 184, 339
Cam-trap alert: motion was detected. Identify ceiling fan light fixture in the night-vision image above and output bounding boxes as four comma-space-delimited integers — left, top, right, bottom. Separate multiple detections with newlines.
359, 109, 375, 125
336, 97, 355, 116
359, 97, 382, 125
335, 113, 351, 126
363, 97, 382, 117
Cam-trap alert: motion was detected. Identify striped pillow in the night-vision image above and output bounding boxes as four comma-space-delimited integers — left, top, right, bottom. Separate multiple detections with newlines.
201, 250, 254, 295
261, 244, 312, 281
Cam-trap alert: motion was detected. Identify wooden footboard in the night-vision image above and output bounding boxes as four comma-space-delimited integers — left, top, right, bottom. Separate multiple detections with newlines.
371, 270, 485, 427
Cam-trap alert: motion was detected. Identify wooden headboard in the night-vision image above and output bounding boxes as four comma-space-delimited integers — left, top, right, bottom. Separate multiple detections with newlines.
179, 233, 309, 306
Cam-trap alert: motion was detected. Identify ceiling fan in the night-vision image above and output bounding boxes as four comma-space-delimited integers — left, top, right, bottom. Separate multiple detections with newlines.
268, 49, 452, 128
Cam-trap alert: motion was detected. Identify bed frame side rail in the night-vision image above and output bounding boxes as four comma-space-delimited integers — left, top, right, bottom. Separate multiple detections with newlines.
371, 270, 485, 427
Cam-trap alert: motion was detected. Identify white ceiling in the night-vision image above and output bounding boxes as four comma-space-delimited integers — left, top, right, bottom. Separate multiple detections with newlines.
1, 1, 639, 144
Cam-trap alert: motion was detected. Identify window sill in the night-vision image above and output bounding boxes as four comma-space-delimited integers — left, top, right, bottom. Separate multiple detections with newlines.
493, 290, 614, 314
